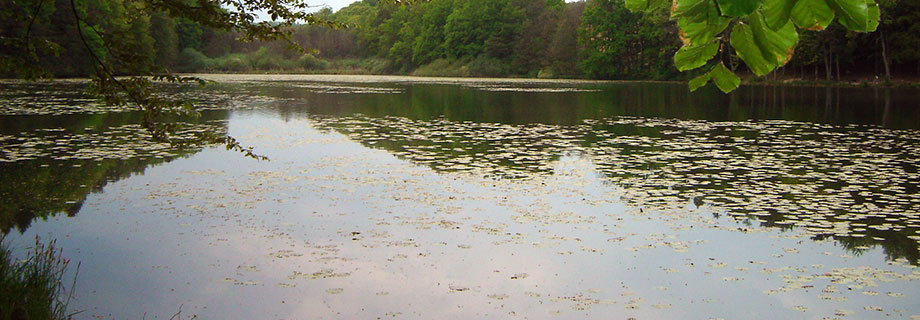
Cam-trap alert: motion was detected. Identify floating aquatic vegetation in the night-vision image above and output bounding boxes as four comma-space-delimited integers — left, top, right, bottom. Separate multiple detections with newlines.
4, 77, 920, 318
308, 113, 920, 263
0, 80, 277, 116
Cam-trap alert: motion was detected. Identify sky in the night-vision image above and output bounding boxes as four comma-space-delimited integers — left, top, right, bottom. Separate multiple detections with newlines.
310, 0, 358, 12
312, 0, 582, 13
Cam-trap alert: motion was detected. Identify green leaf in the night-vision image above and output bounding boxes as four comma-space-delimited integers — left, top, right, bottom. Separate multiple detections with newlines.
710, 63, 741, 92
673, 0, 718, 24
687, 63, 741, 92
791, 0, 835, 30
678, 18, 731, 46
688, 72, 712, 91
826, 0, 870, 31
674, 41, 720, 71
718, 0, 763, 17
748, 11, 798, 67
730, 23, 774, 76
762, 0, 794, 30
674, 0, 731, 46
867, 0, 879, 31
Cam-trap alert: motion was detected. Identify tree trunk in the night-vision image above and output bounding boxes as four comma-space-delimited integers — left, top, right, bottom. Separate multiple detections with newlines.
880, 28, 891, 82
835, 55, 840, 81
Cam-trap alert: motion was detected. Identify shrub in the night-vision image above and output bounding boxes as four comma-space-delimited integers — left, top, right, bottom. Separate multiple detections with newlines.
297, 54, 330, 70
537, 68, 555, 79
213, 54, 251, 72
178, 48, 213, 71
412, 59, 470, 77
466, 56, 510, 77
359, 58, 394, 74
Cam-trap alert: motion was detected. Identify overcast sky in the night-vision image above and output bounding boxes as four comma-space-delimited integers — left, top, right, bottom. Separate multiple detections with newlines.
310, 0, 358, 12
311, 0, 581, 13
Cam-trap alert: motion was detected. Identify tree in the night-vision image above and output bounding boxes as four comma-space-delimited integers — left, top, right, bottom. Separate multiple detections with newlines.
1, 0, 414, 158
625, 0, 881, 92
410, 0, 453, 66
579, 0, 679, 80
546, 1, 586, 77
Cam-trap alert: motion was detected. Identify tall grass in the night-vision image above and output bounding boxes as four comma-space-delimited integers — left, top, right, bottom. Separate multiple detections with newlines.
1, 234, 78, 320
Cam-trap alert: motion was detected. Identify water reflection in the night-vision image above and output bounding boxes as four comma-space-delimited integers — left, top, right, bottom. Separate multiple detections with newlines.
240, 80, 920, 129
3, 78, 919, 262
211, 79, 920, 263
0, 110, 230, 233
3, 77, 920, 318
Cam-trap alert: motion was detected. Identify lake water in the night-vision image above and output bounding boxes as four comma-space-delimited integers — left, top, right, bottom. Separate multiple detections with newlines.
2, 75, 920, 319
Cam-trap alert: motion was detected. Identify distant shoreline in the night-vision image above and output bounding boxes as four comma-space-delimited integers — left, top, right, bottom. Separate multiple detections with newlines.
4, 72, 919, 90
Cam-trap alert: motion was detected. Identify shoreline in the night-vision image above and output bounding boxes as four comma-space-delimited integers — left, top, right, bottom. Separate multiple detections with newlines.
4, 72, 919, 89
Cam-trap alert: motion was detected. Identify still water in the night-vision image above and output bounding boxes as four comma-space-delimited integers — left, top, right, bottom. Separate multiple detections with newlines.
2, 75, 920, 319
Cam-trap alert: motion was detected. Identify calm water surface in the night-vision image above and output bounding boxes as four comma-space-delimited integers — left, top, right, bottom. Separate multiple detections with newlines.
2, 75, 920, 319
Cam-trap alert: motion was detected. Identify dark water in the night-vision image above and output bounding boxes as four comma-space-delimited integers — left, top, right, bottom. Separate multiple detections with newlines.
2, 75, 919, 319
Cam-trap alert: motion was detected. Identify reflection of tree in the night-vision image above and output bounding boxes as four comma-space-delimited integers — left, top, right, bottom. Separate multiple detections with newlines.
0, 111, 228, 234
2, 158, 171, 233
240, 81, 920, 264
246, 81, 920, 129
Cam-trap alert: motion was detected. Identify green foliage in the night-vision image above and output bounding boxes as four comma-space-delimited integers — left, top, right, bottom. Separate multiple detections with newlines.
466, 56, 511, 77
324, 0, 589, 78
1, 235, 76, 320
718, 0, 763, 17
150, 13, 179, 67
626, 0, 881, 92
0, 0, 392, 160
689, 62, 742, 92
790, 0, 835, 30
2, 0, 911, 102
579, 0, 681, 80
411, 58, 470, 77
179, 47, 213, 71
297, 53, 330, 70
674, 40, 719, 71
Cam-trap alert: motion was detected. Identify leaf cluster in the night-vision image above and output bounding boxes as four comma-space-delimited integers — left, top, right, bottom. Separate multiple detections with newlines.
626, 0, 880, 92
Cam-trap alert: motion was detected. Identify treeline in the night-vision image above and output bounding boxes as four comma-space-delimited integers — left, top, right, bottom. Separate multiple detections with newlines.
3, 0, 919, 81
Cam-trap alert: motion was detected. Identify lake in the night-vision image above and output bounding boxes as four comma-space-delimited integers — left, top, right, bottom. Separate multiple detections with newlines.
2, 74, 920, 319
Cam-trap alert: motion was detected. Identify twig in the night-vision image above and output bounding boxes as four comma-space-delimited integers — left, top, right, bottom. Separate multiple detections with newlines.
169, 304, 184, 320
68, 0, 143, 105
24, 0, 47, 45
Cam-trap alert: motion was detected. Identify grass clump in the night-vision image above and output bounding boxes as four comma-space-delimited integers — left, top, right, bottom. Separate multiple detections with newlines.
1, 234, 78, 320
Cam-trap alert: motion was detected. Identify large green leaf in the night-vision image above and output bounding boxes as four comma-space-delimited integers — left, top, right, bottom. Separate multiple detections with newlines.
675, 0, 731, 46
673, 0, 718, 23
791, 0, 835, 30
748, 11, 798, 67
718, 0, 763, 17
678, 19, 732, 46
730, 23, 774, 76
762, 0, 795, 30
674, 41, 720, 71
867, 0, 879, 31
688, 71, 712, 91
710, 63, 741, 92
826, 0, 872, 31
687, 63, 741, 93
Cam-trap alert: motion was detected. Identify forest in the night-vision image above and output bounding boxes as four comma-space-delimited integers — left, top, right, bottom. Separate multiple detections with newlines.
2, 0, 919, 82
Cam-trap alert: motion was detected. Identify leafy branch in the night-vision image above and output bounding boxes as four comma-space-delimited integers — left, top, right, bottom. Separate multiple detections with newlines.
626, 0, 880, 92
